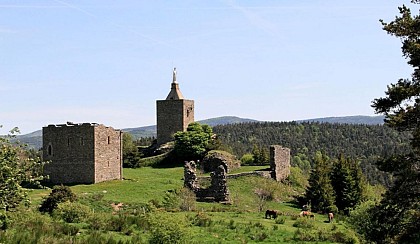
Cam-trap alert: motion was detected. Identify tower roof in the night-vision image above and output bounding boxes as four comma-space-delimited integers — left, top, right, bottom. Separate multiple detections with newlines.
166, 68, 184, 100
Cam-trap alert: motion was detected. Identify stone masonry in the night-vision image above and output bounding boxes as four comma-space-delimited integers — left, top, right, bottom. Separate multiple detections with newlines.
43, 122, 123, 184
184, 161, 230, 202
270, 145, 291, 182
156, 68, 194, 145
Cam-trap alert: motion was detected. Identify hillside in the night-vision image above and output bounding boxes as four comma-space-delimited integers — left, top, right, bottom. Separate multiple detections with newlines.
15, 115, 385, 149
19, 166, 361, 243
213, 121, 411, 186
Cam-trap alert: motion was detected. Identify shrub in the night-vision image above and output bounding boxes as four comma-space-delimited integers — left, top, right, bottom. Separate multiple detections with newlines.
53, 201, 92, 223
162, 187, 196, 212
58, 223, 79, 236
39, 185, 77, 214
162, 190, 181, 212
275, 217, 286, 224
293, 218, 314, 229
87, 212, 109, 231
330, 230, 360, 244
191, 212, 213, 227
240, 153, 254, 165
0, 211, 8, 230
147, 213, 189, 244
179, 188, 196, 211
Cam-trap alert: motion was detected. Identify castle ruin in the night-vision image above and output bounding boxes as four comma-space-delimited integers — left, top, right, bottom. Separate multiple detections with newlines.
184, 161, 230, 202
270, 145, 291, 181
43, 122, 123, 184
156, 68, 194, 145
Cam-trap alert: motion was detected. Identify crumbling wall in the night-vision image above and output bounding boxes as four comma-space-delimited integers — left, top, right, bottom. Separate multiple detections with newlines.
184, 161, 229, 202
270, 145, 291, 182
184, 161, 199, 190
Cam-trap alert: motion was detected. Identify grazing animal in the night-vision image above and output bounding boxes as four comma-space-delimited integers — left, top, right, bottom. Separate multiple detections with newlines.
299, 211, 311, 217
328, 212, 334, 223
265, 209, 279, 219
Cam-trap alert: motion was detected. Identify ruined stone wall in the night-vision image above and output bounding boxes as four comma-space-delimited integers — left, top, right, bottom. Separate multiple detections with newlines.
156, 99, 194, 144
94, 125, 122, 183
270, 145, 291, 182
43, 123, 122, 184
184, 161, 229, 202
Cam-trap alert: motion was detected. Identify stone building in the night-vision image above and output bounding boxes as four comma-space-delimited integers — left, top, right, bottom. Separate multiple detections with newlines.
156, 68, 194, 145
270, 145, 291, 181
43, 122, 123, 184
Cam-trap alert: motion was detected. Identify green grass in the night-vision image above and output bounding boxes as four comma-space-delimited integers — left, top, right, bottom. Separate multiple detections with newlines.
23, 166, 360, 243
229, 165, 269, 174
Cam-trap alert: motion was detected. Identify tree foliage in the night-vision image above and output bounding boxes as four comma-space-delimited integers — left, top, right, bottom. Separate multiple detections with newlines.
122, 132, 143, 168
251, 144, 269, 165
0, 127, 44, 212
305, 152, 336, 213
330, 155, 366, 215
363, 1, 420, 243
213, 121, 411, 186
305, 153, 366, 214
173, 122, 213, 160
39, 185, 77, 214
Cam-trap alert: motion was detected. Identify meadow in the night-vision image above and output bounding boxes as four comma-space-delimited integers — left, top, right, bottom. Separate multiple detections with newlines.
17, 166, 359, 243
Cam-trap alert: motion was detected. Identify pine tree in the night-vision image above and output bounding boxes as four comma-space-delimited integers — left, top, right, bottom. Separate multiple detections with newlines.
331, 155, 365, 215
367, 1, 420, 242
305, 152, 337, 213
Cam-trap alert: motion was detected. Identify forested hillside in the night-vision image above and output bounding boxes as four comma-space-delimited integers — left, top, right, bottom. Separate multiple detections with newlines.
213, 122, 411, 186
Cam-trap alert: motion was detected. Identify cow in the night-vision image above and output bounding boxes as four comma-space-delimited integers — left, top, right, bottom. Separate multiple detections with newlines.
265, 209, 279, 219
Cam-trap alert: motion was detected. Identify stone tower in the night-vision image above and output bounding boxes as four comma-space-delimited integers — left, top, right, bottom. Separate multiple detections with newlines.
43, 122, 123, 184
156, 68, 194, 145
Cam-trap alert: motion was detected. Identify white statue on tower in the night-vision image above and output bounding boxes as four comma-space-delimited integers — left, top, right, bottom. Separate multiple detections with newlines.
172, 67, 177, 83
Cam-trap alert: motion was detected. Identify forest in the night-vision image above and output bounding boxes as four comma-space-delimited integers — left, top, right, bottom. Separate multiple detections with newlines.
213, 121, 412, 186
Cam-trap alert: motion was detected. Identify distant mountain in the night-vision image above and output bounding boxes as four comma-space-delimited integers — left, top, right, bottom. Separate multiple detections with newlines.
198, 116, 258, 127
298, 115, 385, 125
122, 125, 156, 139
15, 116, 257, 148
123, 116, 257, 139
13, 115, 385, 149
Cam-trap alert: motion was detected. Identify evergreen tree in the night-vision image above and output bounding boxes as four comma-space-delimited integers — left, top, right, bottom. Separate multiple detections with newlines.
331, 155, 365, 215
305, 152, 337, 213
366, 1, 420, 242
251, 144, 269, 165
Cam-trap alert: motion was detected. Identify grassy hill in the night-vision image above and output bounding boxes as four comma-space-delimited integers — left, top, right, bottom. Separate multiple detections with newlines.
21, 166, 360, 243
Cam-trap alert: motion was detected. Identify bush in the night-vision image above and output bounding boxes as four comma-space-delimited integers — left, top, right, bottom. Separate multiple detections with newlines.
148, 213, 189, 244
53, 201, 92, 223
179, 188, 196, 211
39, 185, 77, 214
275, 217, 286, 224
0, 211, 8, 230
191, 212, 213, 227
58, 223, 80, 236
240, 153, 254, 165
87, 212, 109, 231
293, 218, 314, 229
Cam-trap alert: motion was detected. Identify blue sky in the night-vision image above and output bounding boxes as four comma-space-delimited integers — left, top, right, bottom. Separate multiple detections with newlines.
0, 0, 416, 134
